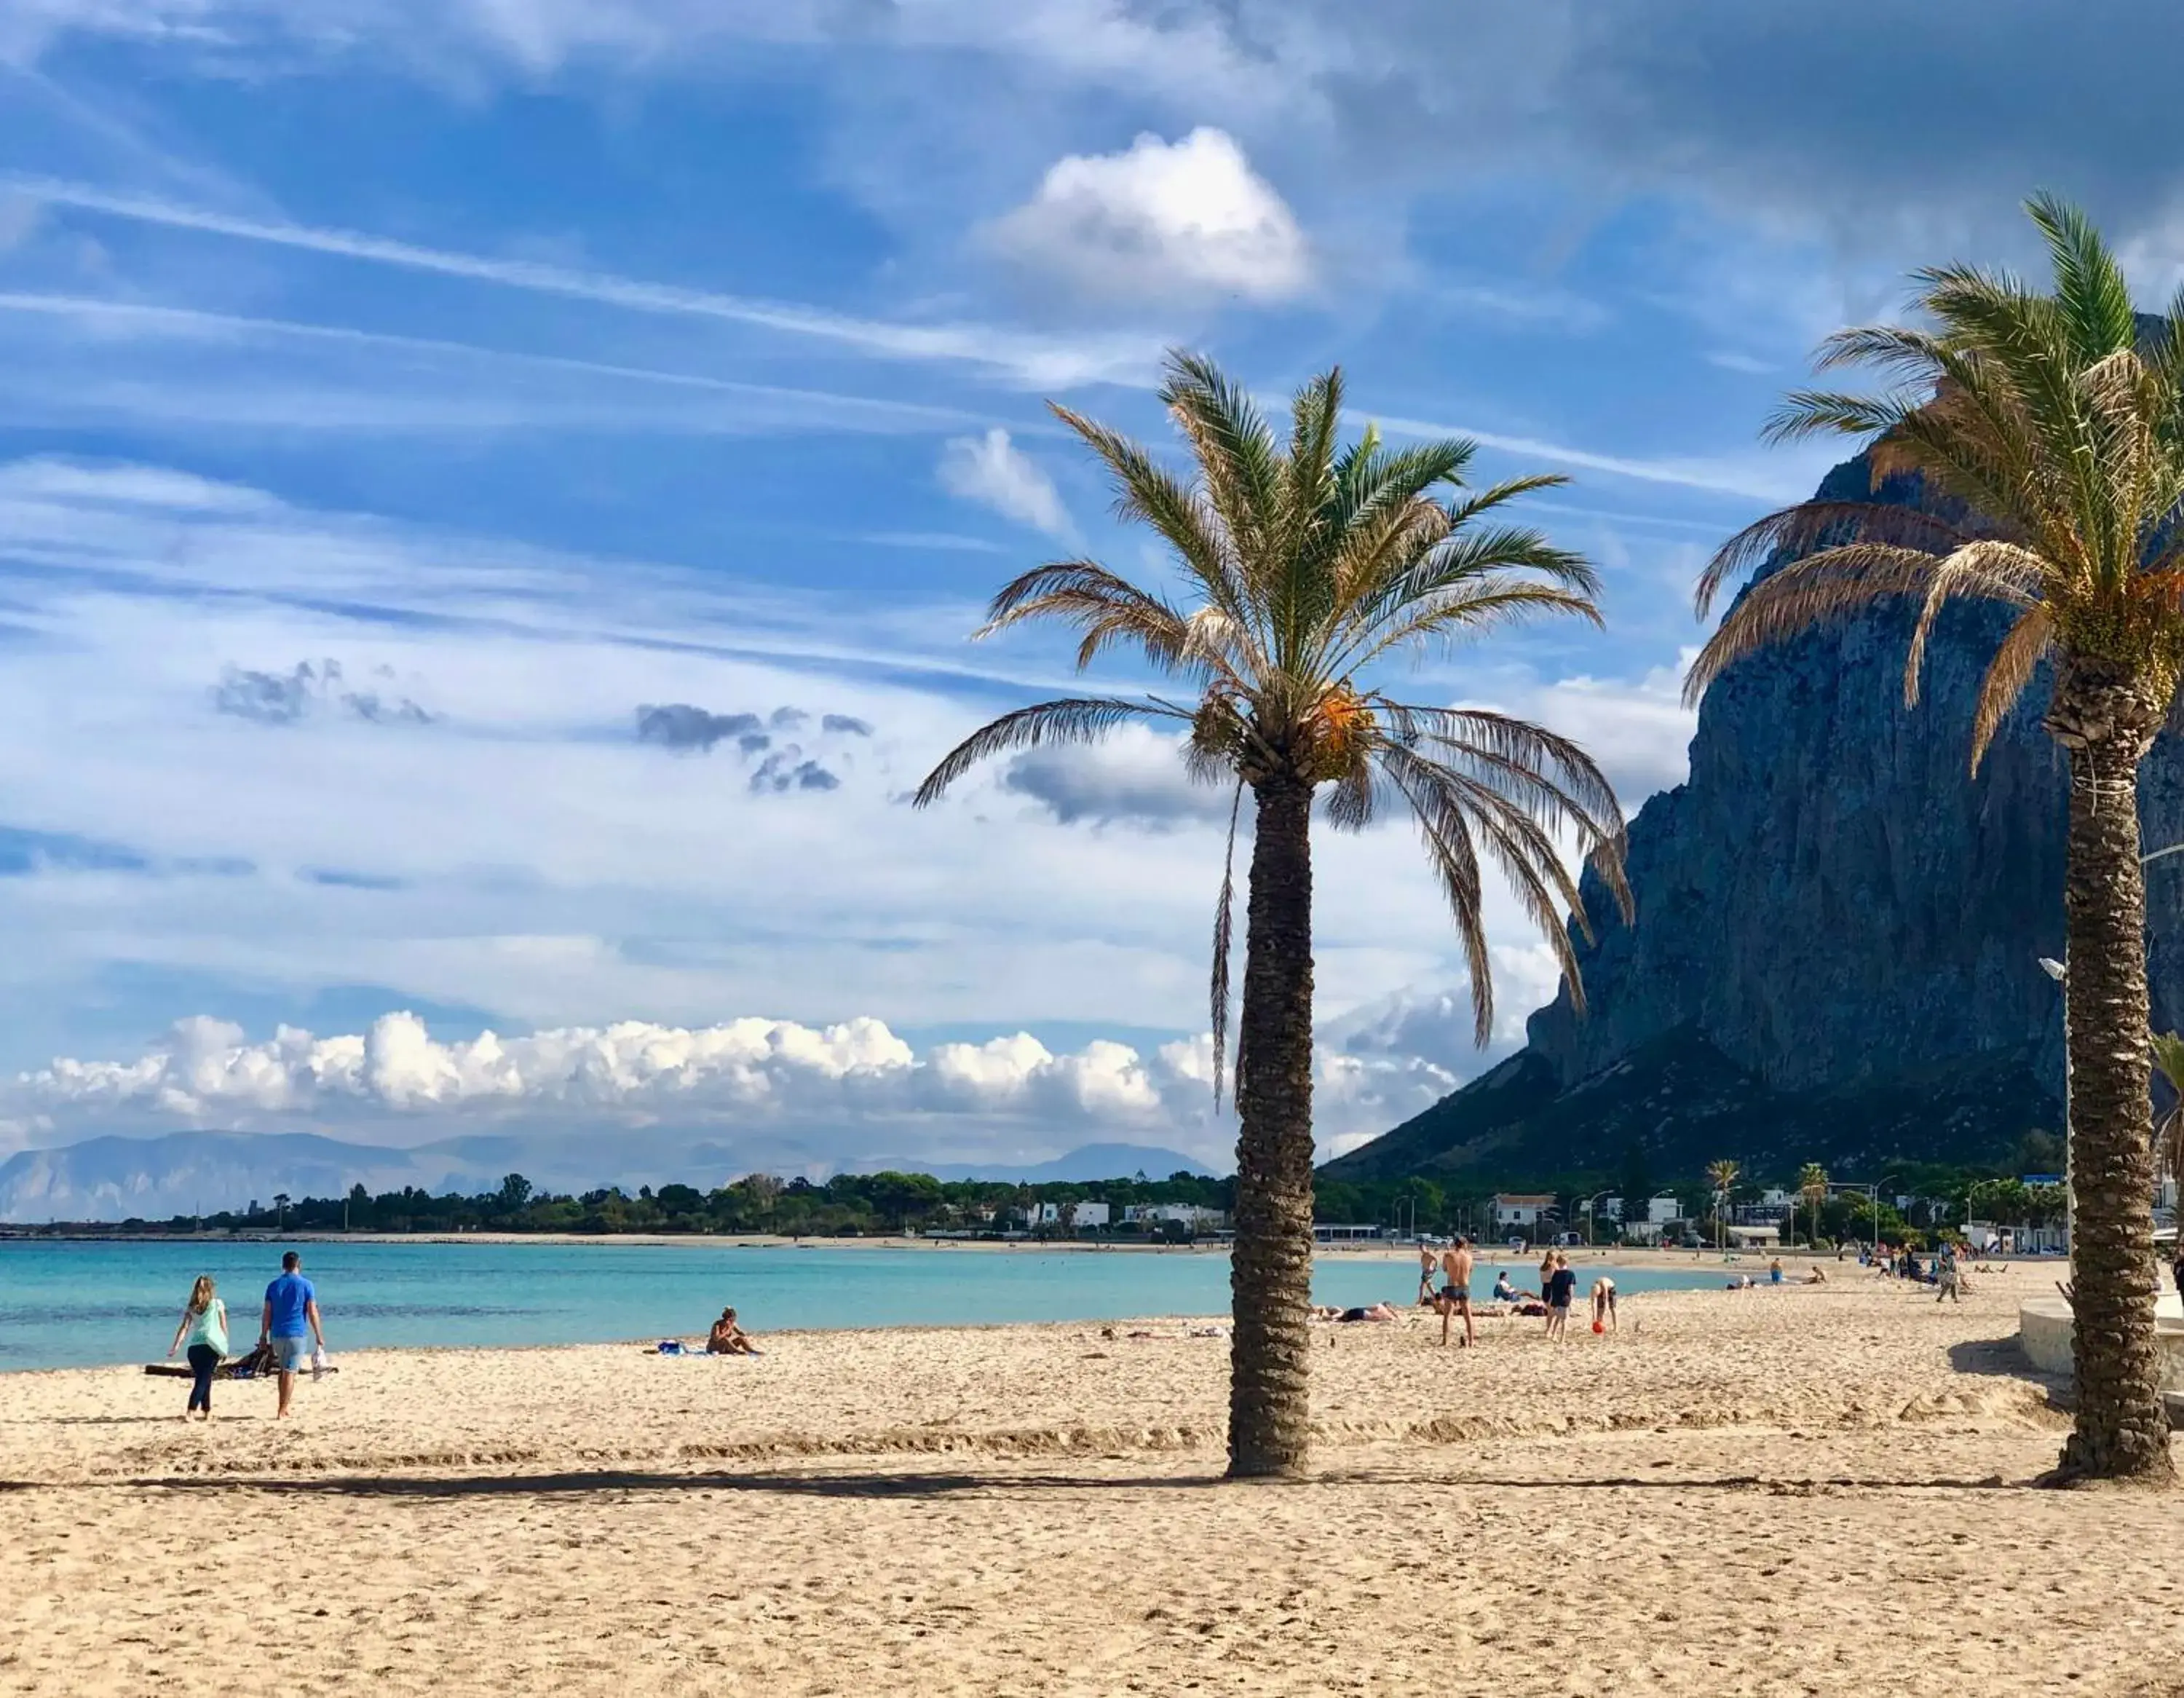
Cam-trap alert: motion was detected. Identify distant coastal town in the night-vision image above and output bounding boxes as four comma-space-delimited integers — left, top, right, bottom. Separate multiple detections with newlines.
3, 1155, 2069, 1247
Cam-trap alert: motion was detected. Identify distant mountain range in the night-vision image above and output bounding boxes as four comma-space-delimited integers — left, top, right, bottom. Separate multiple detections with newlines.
0, 1130, 1221, 1223
859, 1143, 1217, 1184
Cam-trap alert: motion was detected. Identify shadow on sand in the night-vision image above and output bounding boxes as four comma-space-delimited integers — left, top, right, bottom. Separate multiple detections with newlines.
120, 1462, 2033, 1500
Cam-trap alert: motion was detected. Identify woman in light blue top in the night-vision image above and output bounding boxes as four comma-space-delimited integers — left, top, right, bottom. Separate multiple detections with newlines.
167, 1275, 229, 1421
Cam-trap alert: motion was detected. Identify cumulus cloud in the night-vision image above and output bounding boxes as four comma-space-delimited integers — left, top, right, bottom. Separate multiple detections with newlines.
634, 702, 868, 771
749, 751, 840, 794
1518, 656, 1699, 807
10, 1007, 1463, 1157
935, 428, 1075, 540
213, 660, 435, 727
634, 703, 863, 794
634, 703, 764, 752
988, 127, 1310, 304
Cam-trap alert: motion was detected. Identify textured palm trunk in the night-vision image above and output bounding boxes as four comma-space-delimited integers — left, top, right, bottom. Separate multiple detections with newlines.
1227, 775, 1317, 1479
2046, 660, 2175, 1484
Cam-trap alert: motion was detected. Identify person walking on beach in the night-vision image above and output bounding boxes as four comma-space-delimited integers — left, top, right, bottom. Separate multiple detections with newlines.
1436, 1236, 1476, 1348
1546, 1253, 1578, 1337
166, 1275, 228, 1421
1936, 1242, 1961, 1304
260, 1250, 328, 1418
1417, 1243, 1439, 1307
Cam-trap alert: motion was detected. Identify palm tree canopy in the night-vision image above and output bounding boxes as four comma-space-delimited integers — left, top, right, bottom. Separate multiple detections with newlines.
1685, 194, 2184, 770
1706, 1158, 1741, 1193
917, 352, 1631, 1068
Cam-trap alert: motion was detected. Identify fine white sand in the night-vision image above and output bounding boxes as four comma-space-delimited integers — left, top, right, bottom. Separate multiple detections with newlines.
3, 1260, 2178, 1697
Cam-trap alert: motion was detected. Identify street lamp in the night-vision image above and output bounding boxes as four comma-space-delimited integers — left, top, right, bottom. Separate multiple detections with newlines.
2036, 838, 2184, 1271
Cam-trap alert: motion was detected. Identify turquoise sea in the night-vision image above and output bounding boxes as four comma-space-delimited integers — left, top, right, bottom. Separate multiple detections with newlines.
0, 1239, 1733, 1372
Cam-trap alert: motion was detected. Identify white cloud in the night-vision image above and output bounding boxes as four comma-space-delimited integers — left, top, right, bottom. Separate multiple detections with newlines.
987, 127, 1310, 304
0, 454, 1637, 1161
1519, 655, 1700, 807
10, 1008, 1457, 1154
0, 291, 1005, 438
936, 427, 1076, 540
1375, 410, 1837, 506
4, 176, 1162, 390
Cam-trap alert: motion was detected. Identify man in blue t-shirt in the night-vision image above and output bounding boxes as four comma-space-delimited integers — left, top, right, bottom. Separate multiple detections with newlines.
259, 1250, 328, 1418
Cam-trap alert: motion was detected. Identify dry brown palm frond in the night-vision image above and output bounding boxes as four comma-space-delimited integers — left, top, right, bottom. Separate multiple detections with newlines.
1693, 501, 1973, 617
976, 562, 1200, 674
1684, 545, 1955, 706
1969, 604, 2057, 772
1903, 540, 2052, 705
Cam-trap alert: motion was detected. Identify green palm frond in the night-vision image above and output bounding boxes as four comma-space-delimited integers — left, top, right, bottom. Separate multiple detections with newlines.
2152, 1032, 2184, 1185
2027, 191, 2140, 362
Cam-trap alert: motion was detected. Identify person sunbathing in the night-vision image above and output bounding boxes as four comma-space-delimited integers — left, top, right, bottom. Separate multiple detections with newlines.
706, 1307, 761, 1355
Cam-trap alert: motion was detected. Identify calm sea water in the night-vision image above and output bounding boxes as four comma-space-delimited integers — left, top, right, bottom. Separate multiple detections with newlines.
0, 1239, 1732, 1371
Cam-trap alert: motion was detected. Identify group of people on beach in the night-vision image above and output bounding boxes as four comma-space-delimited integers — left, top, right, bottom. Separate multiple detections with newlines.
161, 1250, 330, 1421
1413, 1239, 1616, 1346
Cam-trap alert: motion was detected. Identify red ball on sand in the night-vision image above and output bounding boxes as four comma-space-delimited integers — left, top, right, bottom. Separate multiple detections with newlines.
1591, 1320, 1605, 1334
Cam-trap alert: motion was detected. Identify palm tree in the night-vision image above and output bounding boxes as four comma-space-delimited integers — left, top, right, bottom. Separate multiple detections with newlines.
1797, 1163, 1829, 1252
1706, 1158, 1741, 1254
917, 352, 1631, 1477
1686, 196, 2184, 1482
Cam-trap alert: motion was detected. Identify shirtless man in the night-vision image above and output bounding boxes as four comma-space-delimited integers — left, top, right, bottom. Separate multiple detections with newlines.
1417, 1243, 1439, 1307
1436, 1236, 1476, 1348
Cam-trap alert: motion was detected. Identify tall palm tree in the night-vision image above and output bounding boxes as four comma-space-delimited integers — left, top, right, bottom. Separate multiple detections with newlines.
1686, 195, 2184, 1482
1706, 1158, 1741, 1254
1797, 1163, 1829, 1252
917, 352, 1631, 1477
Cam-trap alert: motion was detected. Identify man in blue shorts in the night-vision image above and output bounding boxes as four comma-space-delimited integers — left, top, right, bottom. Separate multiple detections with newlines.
259, 1249, 328, 1418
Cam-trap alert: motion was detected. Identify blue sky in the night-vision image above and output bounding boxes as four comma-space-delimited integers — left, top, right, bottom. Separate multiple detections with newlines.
4, 1, 2181, 1173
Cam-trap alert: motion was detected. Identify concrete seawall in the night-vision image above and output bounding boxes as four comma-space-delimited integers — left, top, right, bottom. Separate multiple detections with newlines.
2018, 1292, 2184, 1390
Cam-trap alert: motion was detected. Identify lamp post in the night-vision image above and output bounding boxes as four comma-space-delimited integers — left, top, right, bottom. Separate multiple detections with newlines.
2036, 838, 2184, 1273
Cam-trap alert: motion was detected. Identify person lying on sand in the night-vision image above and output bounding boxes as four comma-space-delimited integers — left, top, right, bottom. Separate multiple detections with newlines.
706, 1307, 762, 1355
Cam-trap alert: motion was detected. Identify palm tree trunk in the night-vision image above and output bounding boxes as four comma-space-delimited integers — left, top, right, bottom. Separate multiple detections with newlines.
2047, 663, 2175, 1484
1228, 775, 1316, 1479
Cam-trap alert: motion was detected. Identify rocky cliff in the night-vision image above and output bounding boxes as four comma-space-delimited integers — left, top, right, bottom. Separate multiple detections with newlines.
1328, 454, 2184, 1185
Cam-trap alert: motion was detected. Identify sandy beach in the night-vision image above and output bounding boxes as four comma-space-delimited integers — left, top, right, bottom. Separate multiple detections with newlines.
4, 1260, 2177, 1697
